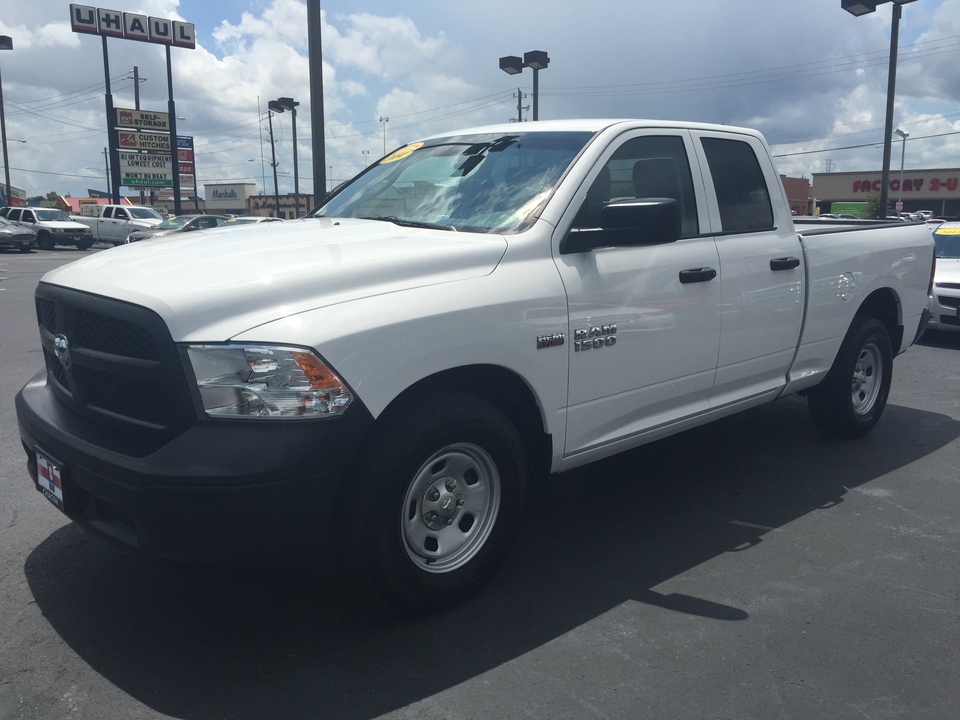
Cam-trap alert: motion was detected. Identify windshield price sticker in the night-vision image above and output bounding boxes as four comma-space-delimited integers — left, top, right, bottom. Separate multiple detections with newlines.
380, 142, 423, 164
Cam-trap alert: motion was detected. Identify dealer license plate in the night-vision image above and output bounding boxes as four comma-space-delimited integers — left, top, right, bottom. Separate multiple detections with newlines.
35, 448, 65, 510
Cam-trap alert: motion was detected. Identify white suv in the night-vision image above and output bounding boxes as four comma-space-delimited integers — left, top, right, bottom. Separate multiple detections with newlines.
3, 207, 93, 250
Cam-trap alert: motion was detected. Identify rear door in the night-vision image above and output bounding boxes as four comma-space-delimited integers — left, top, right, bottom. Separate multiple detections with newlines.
555, 130, 722, 466
691, 130, 805, 406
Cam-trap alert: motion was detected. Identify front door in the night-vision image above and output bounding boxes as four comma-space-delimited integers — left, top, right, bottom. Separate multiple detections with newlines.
555, 131, 722, 467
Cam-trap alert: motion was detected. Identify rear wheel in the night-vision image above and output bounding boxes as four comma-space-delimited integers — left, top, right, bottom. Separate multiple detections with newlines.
335, 393, 528, 611
808, 316, 893, 438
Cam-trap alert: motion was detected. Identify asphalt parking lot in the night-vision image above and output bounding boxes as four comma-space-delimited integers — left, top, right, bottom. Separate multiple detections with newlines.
1, 248, 958, 720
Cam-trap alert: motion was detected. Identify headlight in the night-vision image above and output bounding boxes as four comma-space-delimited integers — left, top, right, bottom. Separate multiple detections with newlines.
185, 344, 353, 419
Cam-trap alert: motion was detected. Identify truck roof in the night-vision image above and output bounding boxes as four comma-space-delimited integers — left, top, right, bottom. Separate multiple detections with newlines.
419, 118, 764, 141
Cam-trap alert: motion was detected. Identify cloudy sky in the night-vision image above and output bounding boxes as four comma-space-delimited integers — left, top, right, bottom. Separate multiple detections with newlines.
1, 0, 959, 201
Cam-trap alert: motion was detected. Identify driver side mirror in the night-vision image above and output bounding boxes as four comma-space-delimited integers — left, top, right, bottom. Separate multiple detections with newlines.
561, 197, 681, 254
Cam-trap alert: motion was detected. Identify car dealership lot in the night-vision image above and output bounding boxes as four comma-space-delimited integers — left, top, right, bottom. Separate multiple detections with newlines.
1, 249, 958, 720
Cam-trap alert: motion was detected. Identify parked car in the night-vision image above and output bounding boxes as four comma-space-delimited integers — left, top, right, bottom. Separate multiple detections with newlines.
125, 214, 229, 243
926, 221, 960, 333
2, 207, 93, 250
0, 216, 36, 252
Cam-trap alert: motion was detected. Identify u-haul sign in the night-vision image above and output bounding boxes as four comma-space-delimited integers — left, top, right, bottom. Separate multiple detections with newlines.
69, 5, 195, 49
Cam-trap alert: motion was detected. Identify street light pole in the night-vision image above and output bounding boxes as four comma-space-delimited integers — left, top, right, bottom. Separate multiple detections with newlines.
499, 50, 549, 121
379, 116, 389, 154
895, 128, 908, 212
0, 35, 13, 207
841, 0, 917, 218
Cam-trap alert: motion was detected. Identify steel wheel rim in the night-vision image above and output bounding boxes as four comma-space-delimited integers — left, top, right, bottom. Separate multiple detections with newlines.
401, 442, 501, 574
851, 341, 882, 416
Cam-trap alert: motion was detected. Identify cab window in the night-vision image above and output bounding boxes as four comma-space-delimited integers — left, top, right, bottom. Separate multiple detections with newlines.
572, 135, 699, 237
701, 138, 774, 233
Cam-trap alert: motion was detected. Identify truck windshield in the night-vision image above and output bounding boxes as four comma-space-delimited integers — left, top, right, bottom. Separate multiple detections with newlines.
311, 131, 594, 234
35, 209, 71, 222
129, 208, 161, 219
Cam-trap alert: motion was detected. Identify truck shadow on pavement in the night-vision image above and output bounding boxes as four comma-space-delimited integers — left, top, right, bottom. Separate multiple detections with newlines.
24, 396, 960, 720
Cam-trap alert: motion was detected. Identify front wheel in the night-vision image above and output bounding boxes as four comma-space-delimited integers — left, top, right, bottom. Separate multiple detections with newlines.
808, 316, 893, 438
335, 393, 528, 611
36, 233, 54, 251
77, 241, 93, 250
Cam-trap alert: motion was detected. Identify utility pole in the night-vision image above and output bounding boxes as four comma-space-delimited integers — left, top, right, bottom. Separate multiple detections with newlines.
103, 147, 111, 197
514, 88, 528, 123
267, 108, 280, 217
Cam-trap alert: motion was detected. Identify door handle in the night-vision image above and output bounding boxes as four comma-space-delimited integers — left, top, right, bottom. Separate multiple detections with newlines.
770, 256, 800, 271
679, 267, 717, 284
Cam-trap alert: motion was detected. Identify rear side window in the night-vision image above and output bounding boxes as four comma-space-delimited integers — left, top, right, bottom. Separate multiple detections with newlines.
702, 137, 774, 234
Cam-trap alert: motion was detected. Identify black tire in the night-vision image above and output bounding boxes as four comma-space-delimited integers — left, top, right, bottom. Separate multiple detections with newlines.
77, 240, 93, 250
335, 392, 528, 611
37, 233, 55, 251
19, 246, 31, 253
808, 316, 893, 438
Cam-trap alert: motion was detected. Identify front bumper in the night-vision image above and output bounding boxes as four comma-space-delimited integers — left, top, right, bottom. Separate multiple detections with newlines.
16, 369, 373, 564
926, 289, 960, 332
0, 234, 35, 250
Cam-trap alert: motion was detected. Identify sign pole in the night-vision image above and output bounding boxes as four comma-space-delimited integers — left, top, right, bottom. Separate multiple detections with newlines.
165, 45, 181, 215
102, 36, 121, 204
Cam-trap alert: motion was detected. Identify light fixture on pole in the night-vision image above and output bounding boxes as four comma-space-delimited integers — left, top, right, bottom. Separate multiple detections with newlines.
270, 97, 301, 217
894, 128, 908, 213
0, 35, 13, 207
499, 50, 549, 121
841, 0, 918, 218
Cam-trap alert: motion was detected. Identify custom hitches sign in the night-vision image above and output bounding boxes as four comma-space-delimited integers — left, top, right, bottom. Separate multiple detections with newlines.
69, 5, 196, 49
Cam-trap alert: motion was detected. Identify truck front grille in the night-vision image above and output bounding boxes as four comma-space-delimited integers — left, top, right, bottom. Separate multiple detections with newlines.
34, 283, 196, 441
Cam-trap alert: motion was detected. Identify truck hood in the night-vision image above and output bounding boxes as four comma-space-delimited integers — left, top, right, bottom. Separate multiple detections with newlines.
41, 220, 89, 231
41, 218, 508, 341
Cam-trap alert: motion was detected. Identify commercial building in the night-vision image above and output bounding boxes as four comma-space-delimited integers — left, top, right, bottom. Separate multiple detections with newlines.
812, 168, 960, 218
246, 193, 316, 219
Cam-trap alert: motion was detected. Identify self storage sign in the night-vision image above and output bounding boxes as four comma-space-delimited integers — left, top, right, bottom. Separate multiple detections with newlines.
116, 108, 169, 132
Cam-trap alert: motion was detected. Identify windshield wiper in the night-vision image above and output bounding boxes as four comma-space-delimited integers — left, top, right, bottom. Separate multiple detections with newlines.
361, 216, 457, 232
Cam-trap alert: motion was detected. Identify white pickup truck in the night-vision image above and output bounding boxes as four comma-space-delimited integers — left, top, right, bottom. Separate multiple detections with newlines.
16, 119, 935, 610
71, 204, 164, 246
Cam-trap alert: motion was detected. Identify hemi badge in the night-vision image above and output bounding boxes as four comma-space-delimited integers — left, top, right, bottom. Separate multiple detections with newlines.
536, 332, 565, 349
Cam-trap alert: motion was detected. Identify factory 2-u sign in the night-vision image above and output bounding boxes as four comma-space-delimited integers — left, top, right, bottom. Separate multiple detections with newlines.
69, 4, 195, 49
